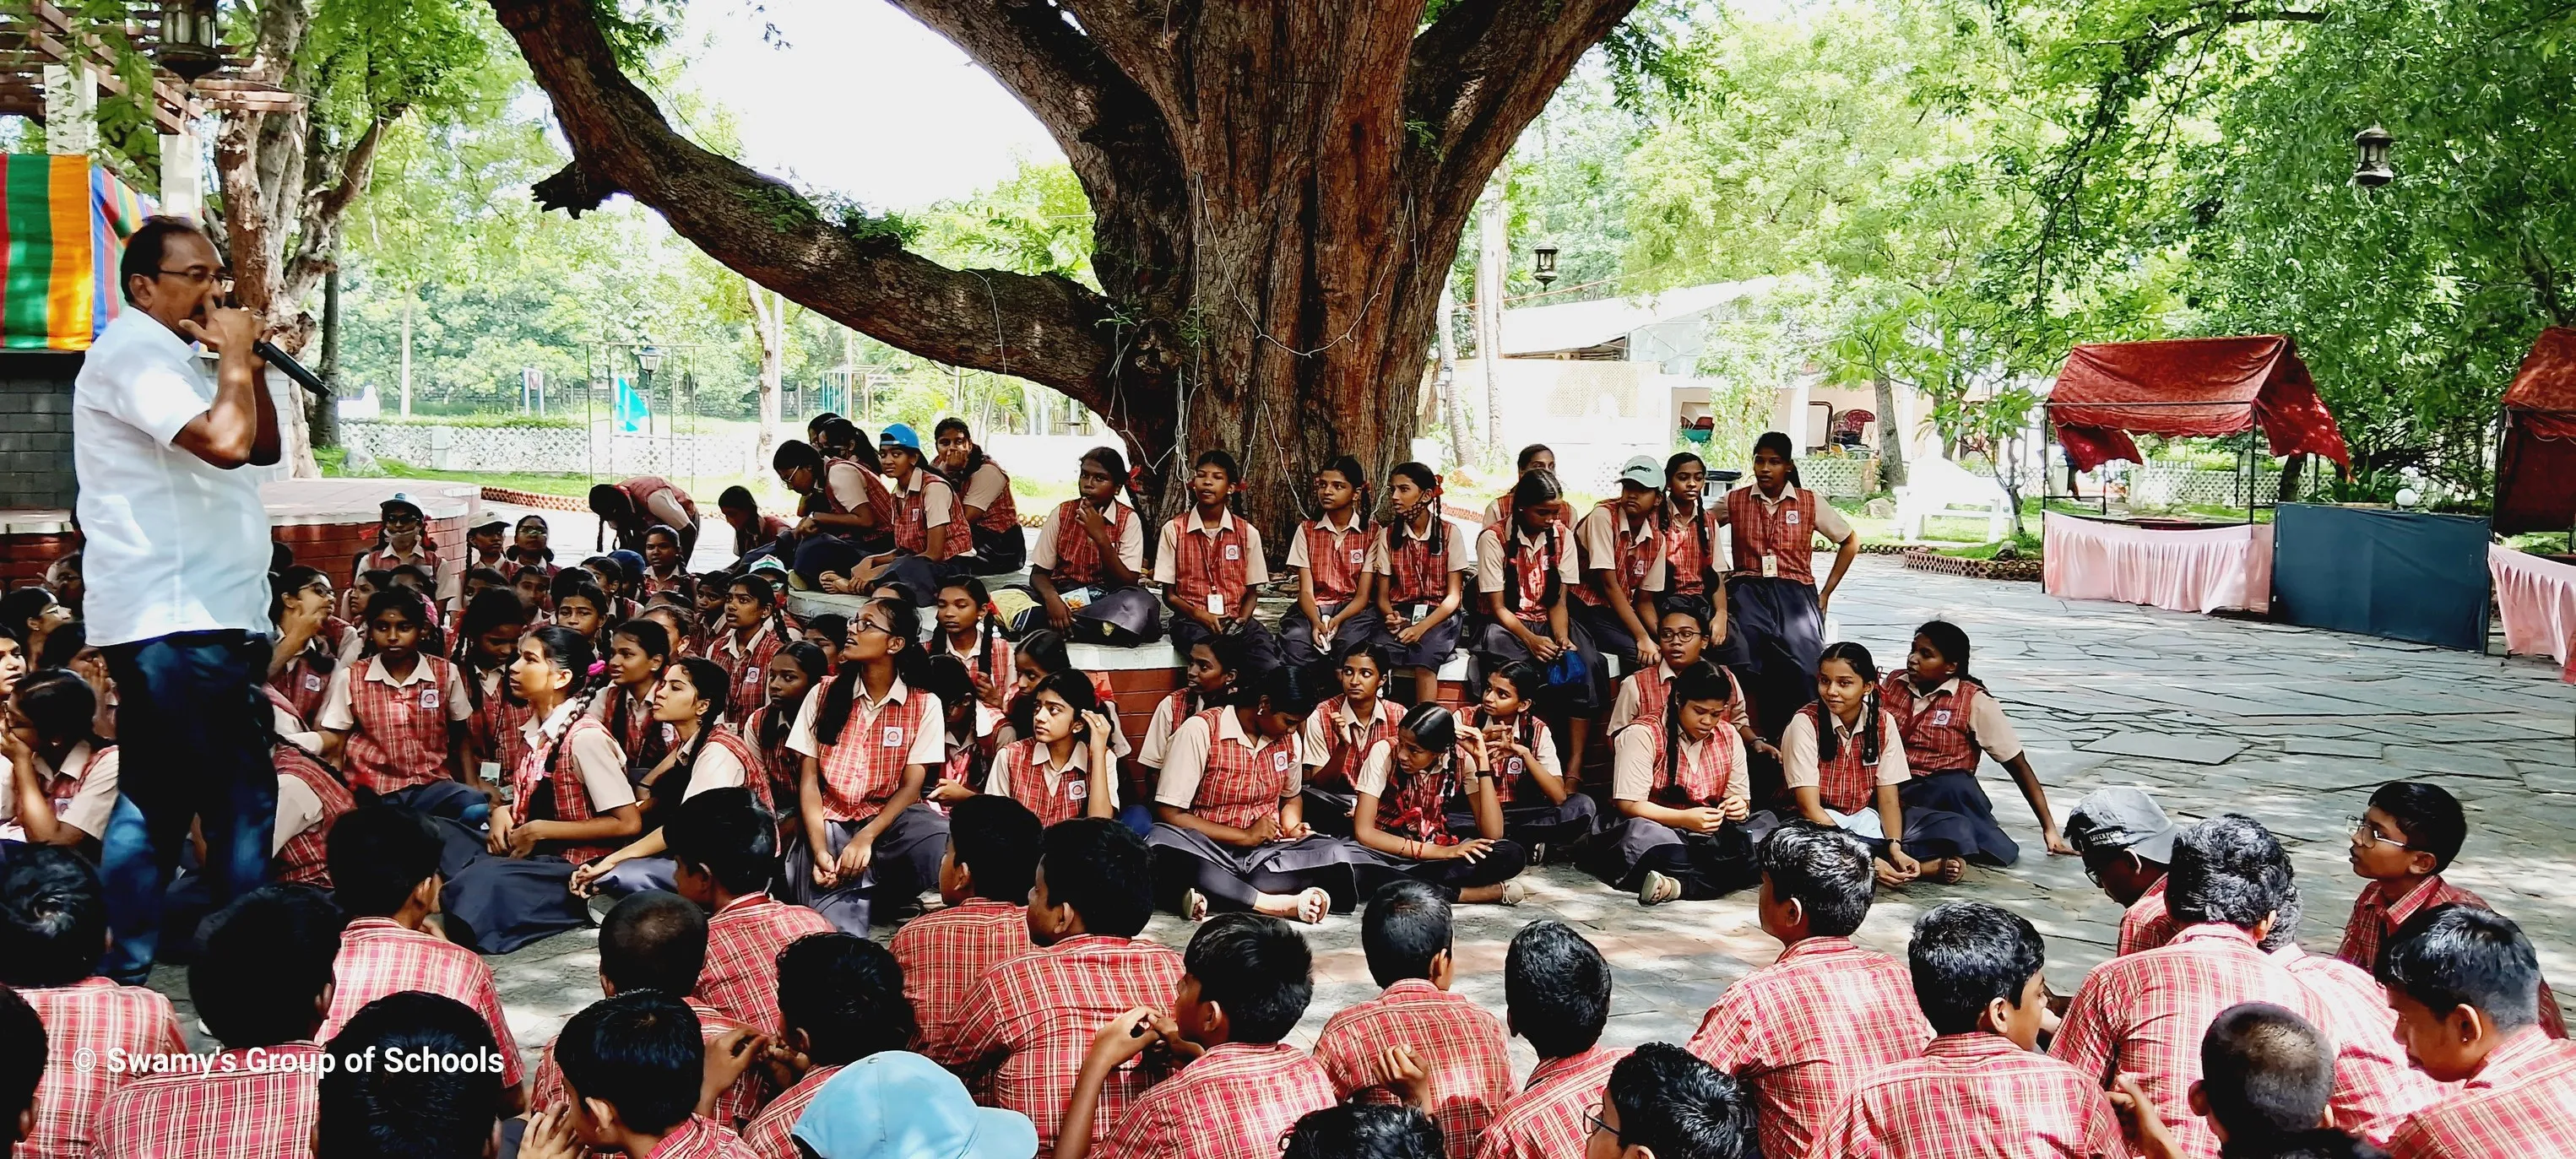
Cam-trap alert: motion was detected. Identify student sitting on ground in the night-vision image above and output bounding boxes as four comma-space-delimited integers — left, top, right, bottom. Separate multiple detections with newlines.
887, 794, 1040, 1058
572, 657, 773, 902
2066, 786, 2183, 956
951, 671, 1120, 828
1152, 449, 1283, 675
1463, 661, 1597, 857
1137, 636, 1244, 775
1313, 880, 1516, 1159
1810, 900, 2123, 1159
590, 619, 675, 777
1286, 1105, 1445, 1159
316, 992, 508, 1159
1584, 661, 1765, 907
2375, 906, 2576, 1159
2112, 1003, 2384, 1159
317, 806, 527, 1113
2258, 878, 2443, 1146
0, 670, 118, 854
1475, 920, 1625, 1159
91, 884, 344, 1159
780, 598, 952, 934
521, 990, 763, 1159
2053, 815, 2317, 1159
1686, 821, 1932, 1159
1345, 703, 1531, 907
932, 819, 1183, 1153
1299, 642, 1402, 836
1147, 663, 1356, 923
664, 790, 832, 1038
2339, 779, 2566, 1037
777, 1053, 1039, 1159
1782, 642, 1979, 886
737, 934, 920, 1159
317, 588, 487, 818
0, 848, 187, 1159
1467, 469, 1597, 786
529, 891, 766, 1132
1604, 603, 1750, 743
0, 988, 38, 1155
1281, 455, 1384, 669
1590, 1043, 1759, 1159
1370, 461, 1475, 707
1057, 913, 1337, 1159
1882, 620, 2074, 864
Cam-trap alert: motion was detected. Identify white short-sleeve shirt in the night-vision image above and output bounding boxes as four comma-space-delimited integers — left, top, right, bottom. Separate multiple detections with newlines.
72, 310, 273, 646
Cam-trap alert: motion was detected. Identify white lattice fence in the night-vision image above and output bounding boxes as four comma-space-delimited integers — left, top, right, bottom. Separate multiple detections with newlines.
1800, 456, 1880, 498
2131, 463, 2286, 508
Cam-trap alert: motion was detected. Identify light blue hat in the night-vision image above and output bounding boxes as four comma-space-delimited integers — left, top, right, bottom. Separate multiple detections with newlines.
792, 1052, 1038, 1159
880, 423, 922, 452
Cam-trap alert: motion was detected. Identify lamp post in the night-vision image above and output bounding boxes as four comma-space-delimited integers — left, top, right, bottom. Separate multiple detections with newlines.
1532, 245, 1559, 290
156, 0, 223, 81
2352, 125, 2394, 188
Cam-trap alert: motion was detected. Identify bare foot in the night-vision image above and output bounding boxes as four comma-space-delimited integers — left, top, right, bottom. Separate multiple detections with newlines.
1933, 858, 1967, 885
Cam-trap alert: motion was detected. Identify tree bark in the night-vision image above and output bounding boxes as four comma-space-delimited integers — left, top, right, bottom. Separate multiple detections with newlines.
1873, 376, 1906, 487
485, 0, 1638, 542
313, 263, 341, 450
1477, 181, 1510, 465
746, 280, 785, 464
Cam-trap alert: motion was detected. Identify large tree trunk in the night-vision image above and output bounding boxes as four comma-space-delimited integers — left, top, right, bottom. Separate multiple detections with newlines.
485, 0, 1636, 544
746, 280, 785, 463
1477, 181, 1510, 464
312, 263, 341, 450
1873, 376, 1906, 488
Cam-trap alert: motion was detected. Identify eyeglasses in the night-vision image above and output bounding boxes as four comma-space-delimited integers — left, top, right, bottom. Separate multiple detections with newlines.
2349, 817, 2411, 848
846, 621, 892, 643
1586, 1113, 1621, 1141
153, 268, 233, 289
1655, 627, 1702, 642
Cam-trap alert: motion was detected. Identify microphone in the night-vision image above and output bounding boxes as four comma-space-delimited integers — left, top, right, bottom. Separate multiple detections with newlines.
253, 339, 334, 398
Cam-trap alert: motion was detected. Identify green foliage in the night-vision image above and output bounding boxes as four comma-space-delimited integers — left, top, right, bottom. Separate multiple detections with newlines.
912, 161, 1094, 281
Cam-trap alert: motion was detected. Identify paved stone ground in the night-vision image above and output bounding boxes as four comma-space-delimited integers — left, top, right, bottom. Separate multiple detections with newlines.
149, 555, 2576, 1080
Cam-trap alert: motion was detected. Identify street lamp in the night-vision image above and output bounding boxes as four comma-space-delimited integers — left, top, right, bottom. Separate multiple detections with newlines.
156, 0, 223, 81
2352, 125, 2394, 188
1532, 245, 1559, 289
634, 343, 664, 376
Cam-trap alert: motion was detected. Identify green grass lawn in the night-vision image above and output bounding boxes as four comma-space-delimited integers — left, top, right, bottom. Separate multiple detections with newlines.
317, 447, 776, 503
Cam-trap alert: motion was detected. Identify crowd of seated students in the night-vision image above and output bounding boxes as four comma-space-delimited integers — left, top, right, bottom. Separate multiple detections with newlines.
0, 411, 2569, 1158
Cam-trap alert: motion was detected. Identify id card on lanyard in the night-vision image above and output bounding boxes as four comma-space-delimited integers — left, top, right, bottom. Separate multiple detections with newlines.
1207, 531, 1239, 616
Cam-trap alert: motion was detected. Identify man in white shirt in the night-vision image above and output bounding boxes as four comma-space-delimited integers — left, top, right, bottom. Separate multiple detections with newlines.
73, 216, 280, 982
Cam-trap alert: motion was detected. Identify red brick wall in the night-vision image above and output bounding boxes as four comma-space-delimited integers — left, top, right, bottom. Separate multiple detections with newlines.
3, 514, 471, 594
0, 531, 76, 588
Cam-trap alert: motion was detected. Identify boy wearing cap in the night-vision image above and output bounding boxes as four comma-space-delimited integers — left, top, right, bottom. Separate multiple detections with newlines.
2065, 787, 2181, 956
878, 425, 965, 564
784, 1053, 1039, 1159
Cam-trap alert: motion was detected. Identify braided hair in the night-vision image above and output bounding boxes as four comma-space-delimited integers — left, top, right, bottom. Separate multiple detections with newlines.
937, 577, 1003, 684
1476, 661, 1541, 754
514, 624, 605, 712
1080, 446, 1148, 518
1664, 451, 1707, 518
1659, 661, 1735, 798
727, 573, 794, 650
453, 588, 533, 710
1500, 468, 1567, 613
662, 656, 734, 800
815, 598, 930, 745
1814, 641, 1882, 766
1387, 461, 1446, 562
759, 641, 831, 752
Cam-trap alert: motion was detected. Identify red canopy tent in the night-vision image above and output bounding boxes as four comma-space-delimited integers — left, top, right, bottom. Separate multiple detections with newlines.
2495, 327, 2576, 534
2047, 336, 2351, 473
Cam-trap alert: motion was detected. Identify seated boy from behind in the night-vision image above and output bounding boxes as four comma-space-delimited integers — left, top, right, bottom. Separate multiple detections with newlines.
322, 805, 527, 1111
1812, 900, 2122, 1158
738, 934, 916, 1159
1590, 1043, 1758, 1159
1686, 821, 1931, 1159
0, 846, 185, 1159
1475, 921, 1624, 1159
317, 992, 508, 1159
2375, 906, 2576, 1159
1060, 913, 1336, 1159
669, 789, 834, 1039
2340, 781, 2564, 1037
2064, 786, 2180, 956
530, 891, 766, 1132
889, 794, 1041, 1056
93, 884, 344, 1159
931, 818, 1182, 1152
1285, 1105, 1444, 1159
2114, 1002, 2381, 1159
1313, 880, 1514, 1159
526, 991, 757, 1159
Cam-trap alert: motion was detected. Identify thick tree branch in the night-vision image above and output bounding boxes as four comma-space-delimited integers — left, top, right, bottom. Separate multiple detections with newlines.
487, 0, 1125, 402
1404, 0, 1644, 224
279, 112, 398, 317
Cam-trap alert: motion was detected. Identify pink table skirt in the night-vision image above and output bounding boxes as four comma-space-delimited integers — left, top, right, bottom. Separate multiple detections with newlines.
2488, 544, 2576, 681
2042, 512, 2273, 615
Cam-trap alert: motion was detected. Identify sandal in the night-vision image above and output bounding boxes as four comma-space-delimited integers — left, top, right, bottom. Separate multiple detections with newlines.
1293, 887, 1331, 925
1500, 879, 1532, 907
1181, 888, 1209, 923
1637, 870, 1682, 907
1934, 858, 1967, 885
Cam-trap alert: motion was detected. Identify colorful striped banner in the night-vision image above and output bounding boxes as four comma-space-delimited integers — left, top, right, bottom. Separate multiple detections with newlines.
0, 155, 158, 351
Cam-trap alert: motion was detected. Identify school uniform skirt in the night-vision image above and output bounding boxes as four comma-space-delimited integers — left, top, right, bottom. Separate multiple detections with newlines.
1374, 604, 1464, 670
1569, 601, 1646, 696
1898, 771, 2020, 865
1447, 792, 1599, 855
1575, 811, 1777, 900
1348, 838, 1530, 902
590, 854, 681, 901
1278, 601, 1386, 668
778, 805, 950, 934
1467, 617, 1602, 712
376, 779, 489, 823
966, 523, 1027, 573
1301, 787, 1359, 837
1712, 576, 1823, 735
442, 852, 588, 956
1146, 823, 1360, 913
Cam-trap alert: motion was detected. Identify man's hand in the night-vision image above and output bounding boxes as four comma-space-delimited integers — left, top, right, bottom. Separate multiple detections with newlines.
2106, 1073, 2185, 1159
176, 306, 258, 355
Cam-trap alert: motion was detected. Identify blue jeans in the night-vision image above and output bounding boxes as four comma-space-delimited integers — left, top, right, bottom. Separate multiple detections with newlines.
99, 631, 276, 983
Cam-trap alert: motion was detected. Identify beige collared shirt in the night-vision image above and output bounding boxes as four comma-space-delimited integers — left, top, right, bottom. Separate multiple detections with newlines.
316, 654, 475, 732
1299, 696, 1399, 770
1151, 510, 1272, 587
1030, 500, 1146, 574
1712, 482, 1855, 544
1610, 723, 1749, 804
1283, 512, 1369, 571
1474, 523, 1581, 595
785, 676, 946, 769
987, 740, 1119, 808
1575, 502, 1670, 593
520, 698, 639, 811
0, 741, 121, 840
1899, 678, 2025, 762
1780, 709, 1911, 793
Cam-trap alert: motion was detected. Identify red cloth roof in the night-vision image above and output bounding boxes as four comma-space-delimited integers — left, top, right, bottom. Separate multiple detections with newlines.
2047, 336, 2351, 472
2494, 328, 2576, 533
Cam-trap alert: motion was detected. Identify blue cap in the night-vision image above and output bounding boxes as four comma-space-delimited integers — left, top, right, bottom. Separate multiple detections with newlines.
880, 423, 921, 451
793, 1052, 1038, 1159
607, 549, 648, 580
